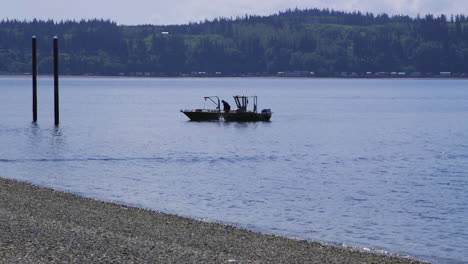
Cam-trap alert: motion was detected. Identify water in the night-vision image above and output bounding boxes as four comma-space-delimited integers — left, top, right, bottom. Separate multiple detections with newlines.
1, 77, 468, 263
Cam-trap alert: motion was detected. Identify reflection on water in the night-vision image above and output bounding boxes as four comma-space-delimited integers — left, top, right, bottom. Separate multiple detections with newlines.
50, 126, 66, 148
26, 123, 42, 147
1, 77, 468, 264
22, 123, 68, 160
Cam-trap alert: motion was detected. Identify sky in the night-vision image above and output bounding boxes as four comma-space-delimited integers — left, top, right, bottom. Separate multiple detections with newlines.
2, 0, 468, 25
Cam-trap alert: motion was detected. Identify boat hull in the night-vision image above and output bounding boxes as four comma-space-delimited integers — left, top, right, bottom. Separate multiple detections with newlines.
181, 108, 272, 122
181, 110, 220, 121
223, 111, 271, 122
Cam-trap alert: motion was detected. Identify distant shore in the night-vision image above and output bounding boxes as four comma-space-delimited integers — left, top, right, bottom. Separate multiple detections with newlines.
0, 178, 427, 263
1, 73, 467, 80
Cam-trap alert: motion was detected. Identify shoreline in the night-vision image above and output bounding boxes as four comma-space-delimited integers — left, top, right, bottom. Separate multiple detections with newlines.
0, 178, 427, 263
0, 74, 467, 80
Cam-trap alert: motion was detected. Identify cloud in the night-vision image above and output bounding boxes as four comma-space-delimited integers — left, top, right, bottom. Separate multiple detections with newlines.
1, 0, 468, 25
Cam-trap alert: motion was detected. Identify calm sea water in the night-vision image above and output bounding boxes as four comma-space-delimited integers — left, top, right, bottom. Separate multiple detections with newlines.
1, 77, 467, 263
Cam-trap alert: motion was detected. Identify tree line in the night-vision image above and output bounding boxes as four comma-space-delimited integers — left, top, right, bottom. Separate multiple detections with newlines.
2, 8, 468, 76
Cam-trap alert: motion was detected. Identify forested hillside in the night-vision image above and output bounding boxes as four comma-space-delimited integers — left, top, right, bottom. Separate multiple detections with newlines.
1, 8, 468, 76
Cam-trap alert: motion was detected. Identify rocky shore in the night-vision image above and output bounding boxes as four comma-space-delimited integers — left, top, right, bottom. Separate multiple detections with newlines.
0, 178, 427, 263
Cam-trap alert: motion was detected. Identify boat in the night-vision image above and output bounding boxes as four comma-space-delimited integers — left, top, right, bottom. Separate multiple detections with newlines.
180, 96, 221, 121
181, 95, 272, 122
222, 95, 272, 122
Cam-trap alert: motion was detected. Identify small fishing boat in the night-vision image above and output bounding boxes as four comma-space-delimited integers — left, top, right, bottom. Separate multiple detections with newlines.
180, 96, 221, 121
181, 95, 272, 122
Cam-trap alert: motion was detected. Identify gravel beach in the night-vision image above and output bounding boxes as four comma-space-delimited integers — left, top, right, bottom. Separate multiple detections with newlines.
0, 178, 427, 263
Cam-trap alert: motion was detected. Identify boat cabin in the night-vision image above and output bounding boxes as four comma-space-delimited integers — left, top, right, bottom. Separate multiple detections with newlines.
233, 95, 257, 112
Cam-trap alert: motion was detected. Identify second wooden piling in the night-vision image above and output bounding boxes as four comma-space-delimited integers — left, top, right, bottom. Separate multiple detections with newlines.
32, 36, 37, 123
53, 36, 59, 126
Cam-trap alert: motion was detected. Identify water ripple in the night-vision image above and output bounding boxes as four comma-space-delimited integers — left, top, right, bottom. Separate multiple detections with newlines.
0, 154, 279, 164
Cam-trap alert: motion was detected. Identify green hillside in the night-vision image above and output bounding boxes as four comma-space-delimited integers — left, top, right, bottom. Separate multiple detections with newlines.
1, 8, 468, 76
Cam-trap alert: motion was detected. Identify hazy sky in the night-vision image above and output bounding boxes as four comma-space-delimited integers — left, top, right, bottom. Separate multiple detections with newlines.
2, 0, 467, 25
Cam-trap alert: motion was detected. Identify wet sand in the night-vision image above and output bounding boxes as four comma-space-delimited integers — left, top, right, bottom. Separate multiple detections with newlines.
0, 178, 427, 263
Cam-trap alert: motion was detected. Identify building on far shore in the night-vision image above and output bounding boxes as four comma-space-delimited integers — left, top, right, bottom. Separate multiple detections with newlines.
277, 71, 312, 77
439, 72, 451, 77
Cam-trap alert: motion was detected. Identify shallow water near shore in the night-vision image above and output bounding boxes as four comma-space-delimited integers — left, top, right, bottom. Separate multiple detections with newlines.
1, 77, 468, 263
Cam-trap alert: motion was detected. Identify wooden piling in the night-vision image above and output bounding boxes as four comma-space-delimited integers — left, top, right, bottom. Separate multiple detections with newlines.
53, 36, 59, 126
32, 36, 37, 122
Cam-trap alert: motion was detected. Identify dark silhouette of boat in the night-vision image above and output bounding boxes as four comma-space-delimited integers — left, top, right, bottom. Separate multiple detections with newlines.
181, 95, 272, 122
